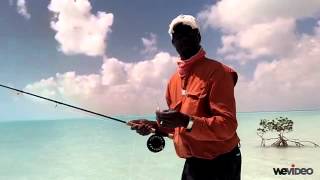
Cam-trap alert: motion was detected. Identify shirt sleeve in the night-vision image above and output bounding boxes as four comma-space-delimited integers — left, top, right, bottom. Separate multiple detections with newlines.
183, 68, 238, 141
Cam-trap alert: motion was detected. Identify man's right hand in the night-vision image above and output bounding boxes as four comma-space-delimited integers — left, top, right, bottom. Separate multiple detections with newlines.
127, 119, 157, 136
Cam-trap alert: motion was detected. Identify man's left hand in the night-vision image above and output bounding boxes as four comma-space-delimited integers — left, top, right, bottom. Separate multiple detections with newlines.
156, 109, 190, 128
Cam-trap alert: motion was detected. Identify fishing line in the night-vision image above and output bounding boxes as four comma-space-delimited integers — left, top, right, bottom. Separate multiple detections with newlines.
0, 83, 170, 153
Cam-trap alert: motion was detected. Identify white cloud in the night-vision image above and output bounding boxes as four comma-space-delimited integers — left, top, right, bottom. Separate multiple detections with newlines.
198, 0, 320, 33
217, 18, 298, 63
25, 77, 58, 99
233, 35, 320, 111
198, 0, 320, 111
25, 52, 177, 115
236, 31, 320, 111
141, 33, 158, 56
48, 0, 114, 57
198, 0, 320, 62
9, 0, 14, 6
11, 0, 31, 19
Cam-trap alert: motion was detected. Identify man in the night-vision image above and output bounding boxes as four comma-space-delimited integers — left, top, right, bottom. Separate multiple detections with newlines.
129, 14, 241, 180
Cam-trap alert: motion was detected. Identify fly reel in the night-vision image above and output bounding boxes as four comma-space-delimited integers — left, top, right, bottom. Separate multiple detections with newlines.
147, 134, 166, 153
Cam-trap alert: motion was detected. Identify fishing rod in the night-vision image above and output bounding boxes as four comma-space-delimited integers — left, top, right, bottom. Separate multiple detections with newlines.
0, 83, 170, 153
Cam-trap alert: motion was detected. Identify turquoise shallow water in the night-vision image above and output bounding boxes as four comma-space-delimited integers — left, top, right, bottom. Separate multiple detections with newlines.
0, 111, 319, 180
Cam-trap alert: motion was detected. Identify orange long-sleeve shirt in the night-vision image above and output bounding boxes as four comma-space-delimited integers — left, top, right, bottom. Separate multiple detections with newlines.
165, 57, 240, 159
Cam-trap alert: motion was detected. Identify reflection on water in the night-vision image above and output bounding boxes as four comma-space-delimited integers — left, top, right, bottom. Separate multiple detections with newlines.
0, 111, 319, 180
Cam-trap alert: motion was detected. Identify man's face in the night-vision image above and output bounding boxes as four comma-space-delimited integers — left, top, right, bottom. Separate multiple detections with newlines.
171, 23, 201, 59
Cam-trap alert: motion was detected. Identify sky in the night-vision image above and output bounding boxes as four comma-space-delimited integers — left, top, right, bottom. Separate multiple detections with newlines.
0, 0, 320, 121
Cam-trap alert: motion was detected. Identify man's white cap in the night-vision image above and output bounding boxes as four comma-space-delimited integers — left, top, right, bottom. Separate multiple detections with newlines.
168, 14, 199, 38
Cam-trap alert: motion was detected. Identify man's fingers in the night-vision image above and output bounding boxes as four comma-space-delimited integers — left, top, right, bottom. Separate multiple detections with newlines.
156, 112, 173, 118
160, 123, 175, 128
157, 112, 179, 121
160, 109, 178, 115
157, 115, 175, 125
128, 122, 136, 127
137, 125, 152, 136
145, 124, 154, 129
158, 117, 176, 125
128, 119, 158, 136
160, 121, 177, 128
130, 125, 139, 130
127, 120, 142, 127
130, 123, 153, 135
